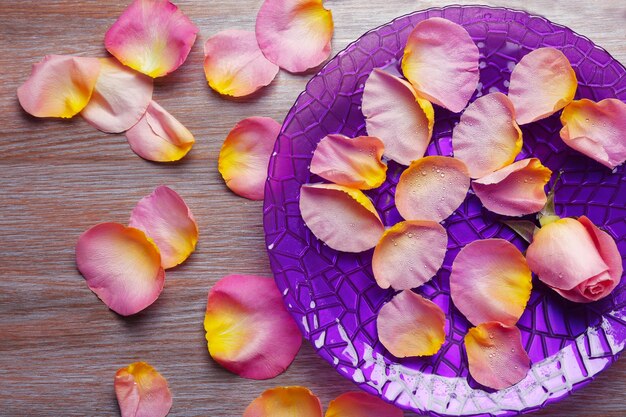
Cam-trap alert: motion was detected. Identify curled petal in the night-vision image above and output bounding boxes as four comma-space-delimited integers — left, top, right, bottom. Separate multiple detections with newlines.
395, 156, 470, 222
256, 0, 334, 73
81, 57, 154, 133
299, 184, 384, 253
560, 98, 626, 169
450, 239, 532, 326
218, 117, 281, 200
204, 275, 302, 379
126, 101, 195, 162
105, 0, 198, 78
465, 322, 530, 390
129, 186, 198, 269
325, 392, 403, 417
372, 220, 447, 290
508, 47, 577, 124
452, 93, 523, 178
472, 158, 552, 216
377, 290, 446, 358
17, 55, 101, 118
310, 134, 387, 189
244, 386, 322, 417
362, 69, 434, 165
401, 17, 479, 112
203, 30, 279, 97
114, 362, 172, 417
75, 223, 165, 316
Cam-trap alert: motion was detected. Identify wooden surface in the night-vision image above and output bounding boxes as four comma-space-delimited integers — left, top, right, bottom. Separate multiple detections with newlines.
1, 1, 625, 416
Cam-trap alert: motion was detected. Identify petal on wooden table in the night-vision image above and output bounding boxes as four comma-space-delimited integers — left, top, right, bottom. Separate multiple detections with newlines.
255, 0, 333, 73
129, 186, 198, 269
75, 222, 165, 316
17, 55, 101, 118
203, 29, 279, 97
81, 57, 153, 133
204, 275, 302, 380
114, 362, 172, 417
105, 0, 198, 77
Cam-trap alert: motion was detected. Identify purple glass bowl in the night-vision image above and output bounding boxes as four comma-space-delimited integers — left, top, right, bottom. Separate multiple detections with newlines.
263, 5, 626, 416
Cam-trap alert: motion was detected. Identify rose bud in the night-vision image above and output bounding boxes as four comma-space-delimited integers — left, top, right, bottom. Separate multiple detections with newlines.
526, 216, 622, 303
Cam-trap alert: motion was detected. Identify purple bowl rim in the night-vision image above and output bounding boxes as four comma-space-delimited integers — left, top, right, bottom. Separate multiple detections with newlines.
263, 4, 625, 415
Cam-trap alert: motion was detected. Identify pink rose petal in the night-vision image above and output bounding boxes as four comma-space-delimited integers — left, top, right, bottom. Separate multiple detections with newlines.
377, 290, 446, 358
401, 17, 480, 112
75, 223, 165, 316
129, 186, 198, 269
452, 92, 523, 178
105, 0, 198, 78
395, 156, 470, 222
255, 0, 334, 73
450, 239, 532, 326
362, 68, 434, 165
299, 183, 384, 253
81, 57, 154, 133
204, 29, 279, 97
560, 98, 626, 169
204, 275, 302, 380
372, 220, 448, 290
325, 392, 403, 417
115, 362, 172, 417
310, 134, 387, 190
126, 100, 195, 162
17, 55, 101, 118
244, 386, 322, 417
508, 47, 577, 124
472, 158, 552, 216
465, 322, 530, 390
218, 116, 281, 200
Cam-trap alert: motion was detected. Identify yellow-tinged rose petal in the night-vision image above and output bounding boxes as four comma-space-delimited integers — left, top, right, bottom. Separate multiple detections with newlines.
310, 134, 387, 189
372, 220, 447, 290
244, 386, 322, 417
465, 322, 530, 390
114, 362, 172, 417
205, 275, 302, 379
325, 392, 403, 417
402, 17, 479, 112
473, 158, 552, 216
129, 186, 198, 269
362, 69, 434, 165
377, 290, 446, 358
204, 29, 279, 97
75, 223, 165, 316
299, 184, 384, 253
256, 0, 334, 73
17, 55, 101, 118
218, 116, 281, 200
508, 47, 577, 125
450, 239, 532, 326
453, 93, 523, 178
560, 98, 626, 169
126, 100, 194, 162
81, 57, 154, 133
105, 0, 198, 77
395, 156, 470, 222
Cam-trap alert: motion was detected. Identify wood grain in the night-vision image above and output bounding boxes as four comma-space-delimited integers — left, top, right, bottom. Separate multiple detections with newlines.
1, 1, 625, 416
